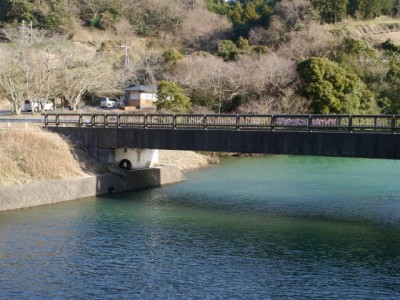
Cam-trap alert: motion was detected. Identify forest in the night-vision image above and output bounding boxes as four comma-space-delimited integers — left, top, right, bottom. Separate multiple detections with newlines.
1, 0, 400, 114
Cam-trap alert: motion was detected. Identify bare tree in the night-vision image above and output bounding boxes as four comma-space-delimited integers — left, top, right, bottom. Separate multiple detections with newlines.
235, 53, 308, 114
0, 44, 30, 114
0, 26, 71, 114
178, 6, 231, 50
237, 97, 275, 114
237, 53, 297, 95
277, 22, 337, 61
249, 0, 316, 47
55, 43, 113, 110
274, 0, 316, 30
174, 54, 239, 113
82, 0, 102, 21
129, 48, 164, 86
130, 0, 185, 38
173, 51, 308, 114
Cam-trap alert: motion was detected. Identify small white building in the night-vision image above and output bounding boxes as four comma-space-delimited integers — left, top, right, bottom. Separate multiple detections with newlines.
125, 85, 157, 109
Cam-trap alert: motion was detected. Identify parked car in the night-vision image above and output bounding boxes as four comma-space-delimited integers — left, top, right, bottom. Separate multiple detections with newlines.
24, 99, 54, 112
100, 97, 119, 108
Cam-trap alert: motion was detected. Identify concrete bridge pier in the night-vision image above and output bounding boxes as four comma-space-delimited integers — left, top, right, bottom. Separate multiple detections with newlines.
113, 148, 159, 169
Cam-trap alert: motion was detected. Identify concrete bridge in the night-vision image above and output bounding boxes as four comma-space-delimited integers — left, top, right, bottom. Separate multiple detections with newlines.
44, 113, 400, 168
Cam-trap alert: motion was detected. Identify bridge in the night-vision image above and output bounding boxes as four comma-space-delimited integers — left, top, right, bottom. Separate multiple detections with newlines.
44, 113, 400, 167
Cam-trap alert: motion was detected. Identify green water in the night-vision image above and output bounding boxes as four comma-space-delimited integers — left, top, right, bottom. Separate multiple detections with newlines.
1, 155, 400, 299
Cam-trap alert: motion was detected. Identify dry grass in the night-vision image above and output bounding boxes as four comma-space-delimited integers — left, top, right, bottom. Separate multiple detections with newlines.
326, 16, 400, 44
0, 128, 94, 186
71, 23, 147, 63
0, 100, 9, 109
158, 150, 219, 171
0, 127, 216, 186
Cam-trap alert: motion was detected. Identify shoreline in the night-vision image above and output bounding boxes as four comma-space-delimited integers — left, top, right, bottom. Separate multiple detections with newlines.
0, 150, 218, 212
0, 124, 218, 212
0, 166, 185, 212
158, 150, 219, 172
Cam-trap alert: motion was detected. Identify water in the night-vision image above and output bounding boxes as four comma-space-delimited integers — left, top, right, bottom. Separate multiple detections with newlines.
1, 155, 400, 299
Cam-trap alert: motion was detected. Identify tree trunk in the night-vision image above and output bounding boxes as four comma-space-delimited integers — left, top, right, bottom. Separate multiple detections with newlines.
12, 101, 22, 115
70, 102, 78, 111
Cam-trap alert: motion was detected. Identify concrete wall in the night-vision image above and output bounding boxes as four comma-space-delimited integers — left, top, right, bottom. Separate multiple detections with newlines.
0, 166, 185, 212
49, 127, 400, 160
114, 148, 159, 168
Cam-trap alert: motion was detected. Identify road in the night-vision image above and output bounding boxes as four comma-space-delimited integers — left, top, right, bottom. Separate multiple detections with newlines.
0, 110, 43, 123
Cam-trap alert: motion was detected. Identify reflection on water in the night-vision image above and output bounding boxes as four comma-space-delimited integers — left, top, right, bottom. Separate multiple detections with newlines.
0, 156, 400, 299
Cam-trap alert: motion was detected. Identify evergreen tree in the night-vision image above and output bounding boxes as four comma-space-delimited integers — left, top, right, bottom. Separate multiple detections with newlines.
232, 2, 244, 25
156, 81, 192, 113
311, 0, 349, 23
297, 57, 377, 114
348, 0, 395, 19
0, 0, 34, 23
382, 62, 400, 113
218, 40, 238, 61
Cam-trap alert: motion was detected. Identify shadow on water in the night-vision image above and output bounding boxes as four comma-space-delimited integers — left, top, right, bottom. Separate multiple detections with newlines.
1, 155, 400, 299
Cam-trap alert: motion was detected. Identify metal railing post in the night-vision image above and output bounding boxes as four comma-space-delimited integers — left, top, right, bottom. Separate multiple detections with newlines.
348, 115, 353, 132
391, 115, 396, 133
271, 115, 275, 131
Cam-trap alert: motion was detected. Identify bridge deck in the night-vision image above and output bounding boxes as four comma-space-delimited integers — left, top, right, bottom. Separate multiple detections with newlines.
43, 113, 400, 133
44, 113, 400, 160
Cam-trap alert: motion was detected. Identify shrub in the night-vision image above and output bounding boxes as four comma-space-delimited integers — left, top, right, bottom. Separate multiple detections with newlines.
156, 81, 191, 113
381, 39, 400, 54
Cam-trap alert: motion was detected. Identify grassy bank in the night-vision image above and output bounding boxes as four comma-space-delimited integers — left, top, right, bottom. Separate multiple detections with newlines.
0, 127, 217, 187
0, 127, 104, 186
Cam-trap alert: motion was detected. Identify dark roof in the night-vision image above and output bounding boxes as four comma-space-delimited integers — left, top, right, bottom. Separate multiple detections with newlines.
125, 85, 157, 93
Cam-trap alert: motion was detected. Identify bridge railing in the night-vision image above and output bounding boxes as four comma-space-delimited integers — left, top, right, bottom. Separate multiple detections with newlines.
43, 113, 400, 133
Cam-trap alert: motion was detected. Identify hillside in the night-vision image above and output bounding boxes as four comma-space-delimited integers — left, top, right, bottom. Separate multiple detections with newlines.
0, 0, 400, 115
326, 16, 400, 44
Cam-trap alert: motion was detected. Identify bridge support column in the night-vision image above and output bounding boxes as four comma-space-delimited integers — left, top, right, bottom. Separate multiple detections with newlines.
114, 148, 159, 169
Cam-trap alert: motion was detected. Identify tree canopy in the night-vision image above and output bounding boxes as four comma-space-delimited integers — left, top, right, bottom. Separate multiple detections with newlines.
1, 0, 400, 115
297, 57, 378, 114
156, 81, 192, 113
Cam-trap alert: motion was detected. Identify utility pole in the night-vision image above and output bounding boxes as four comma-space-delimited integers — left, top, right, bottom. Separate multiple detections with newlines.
121, 35, 131, 105
121, 37, 131, 88
21, 20, 25, 40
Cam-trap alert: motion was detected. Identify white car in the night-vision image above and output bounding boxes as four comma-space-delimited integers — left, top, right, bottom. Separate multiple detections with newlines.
24, 99, 54, 112
100, 97, 119, 108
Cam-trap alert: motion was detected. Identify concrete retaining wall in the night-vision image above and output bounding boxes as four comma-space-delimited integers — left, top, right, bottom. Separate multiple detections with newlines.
0, 166, 185, 212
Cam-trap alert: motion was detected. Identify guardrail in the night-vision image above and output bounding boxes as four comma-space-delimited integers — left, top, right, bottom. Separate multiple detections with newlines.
43, 113, 400, 133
